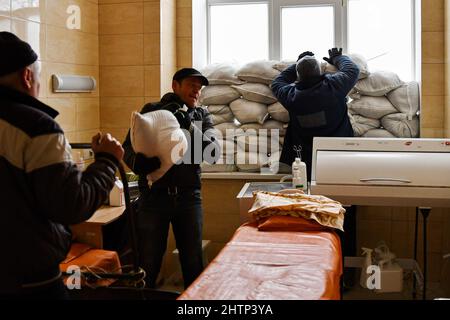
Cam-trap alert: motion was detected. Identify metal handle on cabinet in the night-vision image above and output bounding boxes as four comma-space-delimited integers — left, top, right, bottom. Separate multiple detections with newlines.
360, 178, 412, 184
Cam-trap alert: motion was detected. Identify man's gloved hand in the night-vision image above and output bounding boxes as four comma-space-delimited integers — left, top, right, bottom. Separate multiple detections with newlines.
297, 51, 314, 61
161, 102, 182, 114
323, 48, 343, 65
173, 110, 192, 131
134, 153, 161, 175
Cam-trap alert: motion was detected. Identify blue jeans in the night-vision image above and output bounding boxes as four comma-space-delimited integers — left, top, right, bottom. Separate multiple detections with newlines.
136, 188, 203, 289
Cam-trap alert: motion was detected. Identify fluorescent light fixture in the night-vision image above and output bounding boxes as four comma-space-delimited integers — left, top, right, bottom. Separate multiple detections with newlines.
52, 74, 96, 93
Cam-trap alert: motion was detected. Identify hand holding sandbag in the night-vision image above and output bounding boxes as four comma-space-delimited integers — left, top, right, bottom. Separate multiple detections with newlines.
323, 48, 342, 66
174, 110, 192, 131
297, 51, 314, 61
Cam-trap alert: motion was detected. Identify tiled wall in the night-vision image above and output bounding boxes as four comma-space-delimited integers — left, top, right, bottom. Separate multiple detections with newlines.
99, 0, 177, 143
0, 0, 100, 143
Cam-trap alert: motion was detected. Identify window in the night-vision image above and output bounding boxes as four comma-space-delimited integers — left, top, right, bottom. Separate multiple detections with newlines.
196, 0, 418, 81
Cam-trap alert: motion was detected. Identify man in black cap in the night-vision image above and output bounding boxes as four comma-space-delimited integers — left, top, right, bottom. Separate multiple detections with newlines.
122, 67, 220, 289
0, 31, 124, 299
271, 48, 359, 288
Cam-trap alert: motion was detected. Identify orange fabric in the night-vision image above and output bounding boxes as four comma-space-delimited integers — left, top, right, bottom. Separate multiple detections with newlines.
257, 215, 330, 232
60, 243, 121, 287
178, 223, 342, 300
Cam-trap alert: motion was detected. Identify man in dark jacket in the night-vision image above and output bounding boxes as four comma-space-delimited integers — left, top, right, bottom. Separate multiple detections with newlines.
0, 32, 124, 299
123, 68, 220, 289
271, 48, 359, 288
271, 48, 359, 180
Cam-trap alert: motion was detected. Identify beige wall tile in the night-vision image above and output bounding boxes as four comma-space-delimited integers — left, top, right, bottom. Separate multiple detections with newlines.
177, 37, 192, 68
46, 0, 98, 35
421, 95, 444, 127
144, 1, 159, 34
176, 6, 191, 38
100, 96, 144, 128
47, 25, 98, 65
46, 97, 77, 132
421, 127, 445, 137
99, 0, 143, 3
144, 65, 161, 97
176, 0, 191, 8
75, 129, 99, 143
12, 0, 46, 23
144, 32, 160, 65
76, 97, 100, 130
99, 2, 143, 35
422, 0, 444, 32
422, 31, 444, 64
100, 34, 144, 66
99, 127, 129, 142
100, 66, 144, 97
422, 64, 445, 96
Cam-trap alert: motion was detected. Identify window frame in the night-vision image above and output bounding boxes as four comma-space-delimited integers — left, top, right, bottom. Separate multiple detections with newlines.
199, 0, 419, 80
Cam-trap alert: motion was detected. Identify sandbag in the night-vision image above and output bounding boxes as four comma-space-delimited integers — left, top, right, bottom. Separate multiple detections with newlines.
236, 132, 281, 154
130, 111, 188, 184
229, 98, 269, 124
213, 121, 240, 138
354, 71, 404, 96
381, 113, 419, 138
349, 113, 380, 136
348, 95, 398, 119
386, 81, 420, 116
207, 105, 235, 125
268, 102, 290, 122
231, 83, 277, 104
201, 62, 244, 85
236, 60, 280, 84
362, 128, 396, 138
199, 85, 240, 105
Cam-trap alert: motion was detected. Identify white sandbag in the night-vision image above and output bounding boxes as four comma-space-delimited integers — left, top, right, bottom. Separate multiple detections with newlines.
130, 111, 188, 184
381, 113, 420, 138
362, 128, 396, 138
354, 71, 404, 96
348, 53, 370, 79
200, 62, 244, 85
386, 81, 420, 116
213, 121, 240, 138
207, 105, 235, 125
262, 119, 287, 136
236, 60, 281, 85
272, 61, 295, 72
268, 102, 290, 122
320, 61, 338, 74
349, 113, 381, 136
231, 83, 277, 104
348, 96, 398, 119
199, 85, 240, 105
229, 98, 269, 124
235, 132, 281, 154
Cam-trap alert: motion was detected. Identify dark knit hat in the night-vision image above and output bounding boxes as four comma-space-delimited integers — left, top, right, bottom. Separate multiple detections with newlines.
0, 31, 38, 77
296, 56, 321, 81
173, 68, 209, 86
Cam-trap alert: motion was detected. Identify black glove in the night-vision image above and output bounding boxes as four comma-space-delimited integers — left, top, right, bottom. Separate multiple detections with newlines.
134, 153, 161, 175
161, 102, 182, 114
173, 110, 192, 131
323, 48, 342, 65
297, 51, 314, 61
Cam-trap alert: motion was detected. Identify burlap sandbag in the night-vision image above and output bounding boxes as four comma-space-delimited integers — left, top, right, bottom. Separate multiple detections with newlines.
207, 105, 235, 125
231, 83, 277, 104
381, 113, 420, 138
201, 62, 244, 85
199, 85, 240, 105
349, 113, 381, 136
362, 128, 396, 138
236, 60, 280, 84
354, 71, 404, 96
348, 95, 398, 119
268, 102, 290, 122
386, 81, 420, 117
229, 98, 269, 124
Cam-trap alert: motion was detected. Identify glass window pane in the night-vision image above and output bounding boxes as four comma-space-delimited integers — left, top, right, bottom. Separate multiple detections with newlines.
209, 3, 268, 64
348, 0, 413, 81
281, 6, 334, 61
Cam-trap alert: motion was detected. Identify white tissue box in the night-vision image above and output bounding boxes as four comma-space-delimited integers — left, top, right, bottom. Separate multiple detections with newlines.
375, 263, 403, 293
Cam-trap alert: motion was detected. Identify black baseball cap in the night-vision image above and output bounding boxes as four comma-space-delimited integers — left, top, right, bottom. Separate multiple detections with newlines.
173, 68, 209, 86
0, 32, 38, 77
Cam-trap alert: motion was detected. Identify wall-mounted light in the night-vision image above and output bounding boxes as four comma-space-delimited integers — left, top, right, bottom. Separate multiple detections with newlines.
52, 74, 96, 93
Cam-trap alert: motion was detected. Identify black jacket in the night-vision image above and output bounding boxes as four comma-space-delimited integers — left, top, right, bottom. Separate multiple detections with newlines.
0, 86, 119, 293
271, 55, 359, 179
123, 93, 220, 191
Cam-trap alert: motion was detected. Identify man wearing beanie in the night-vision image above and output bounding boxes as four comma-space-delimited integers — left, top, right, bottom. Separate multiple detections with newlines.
271, 48, 359, 289
0, 31, 125, 299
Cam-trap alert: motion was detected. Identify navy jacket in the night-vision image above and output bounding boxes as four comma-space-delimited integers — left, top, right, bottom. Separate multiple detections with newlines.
0, 86, 119, 293
271, 55, 359, 179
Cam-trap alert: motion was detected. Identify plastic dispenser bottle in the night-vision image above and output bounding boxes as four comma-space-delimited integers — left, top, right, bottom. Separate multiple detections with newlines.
360, 247, 373, 289
109, 177, 125, 207
292, 158, 307, 192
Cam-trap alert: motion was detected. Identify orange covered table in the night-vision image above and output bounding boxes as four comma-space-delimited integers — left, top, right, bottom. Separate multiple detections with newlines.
178, 221, 342, 300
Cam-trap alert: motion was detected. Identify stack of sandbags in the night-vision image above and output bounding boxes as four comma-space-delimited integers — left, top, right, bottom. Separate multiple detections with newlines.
349, 69, 420, 138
